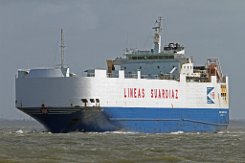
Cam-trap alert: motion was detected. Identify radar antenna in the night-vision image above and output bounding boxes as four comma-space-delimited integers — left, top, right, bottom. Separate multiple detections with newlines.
60, 28, 65, 68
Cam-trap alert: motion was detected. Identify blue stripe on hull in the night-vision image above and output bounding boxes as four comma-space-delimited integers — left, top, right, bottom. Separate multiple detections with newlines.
103, 107, 229, 133
19, 107, 229, 133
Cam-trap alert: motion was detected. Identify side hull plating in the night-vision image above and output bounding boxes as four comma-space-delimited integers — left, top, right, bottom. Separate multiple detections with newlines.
18, 107, 229, 133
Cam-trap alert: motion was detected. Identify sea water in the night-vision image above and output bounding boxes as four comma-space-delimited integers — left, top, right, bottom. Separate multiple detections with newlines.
0, 119, 244, 163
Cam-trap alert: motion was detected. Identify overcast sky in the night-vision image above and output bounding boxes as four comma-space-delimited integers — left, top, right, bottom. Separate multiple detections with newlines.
0, 0, 244, 119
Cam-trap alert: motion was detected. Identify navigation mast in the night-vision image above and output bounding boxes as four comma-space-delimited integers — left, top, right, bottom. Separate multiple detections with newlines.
60, 29, 65, 68
152, 16, 162, 53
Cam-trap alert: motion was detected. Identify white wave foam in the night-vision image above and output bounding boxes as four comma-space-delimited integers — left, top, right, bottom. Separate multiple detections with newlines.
170, 131, 184, 135
15, 129, 24, 134
86, 131, 140, 135
109, 131, 139, 134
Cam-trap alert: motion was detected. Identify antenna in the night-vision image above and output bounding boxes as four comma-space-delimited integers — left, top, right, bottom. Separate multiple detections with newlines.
60, 28, 65, 68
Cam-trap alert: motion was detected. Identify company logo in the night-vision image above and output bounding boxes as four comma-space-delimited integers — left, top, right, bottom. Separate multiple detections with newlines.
207, 87, 215, 104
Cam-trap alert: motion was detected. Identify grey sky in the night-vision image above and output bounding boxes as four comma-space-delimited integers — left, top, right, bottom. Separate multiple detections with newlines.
0, 0, 244, 119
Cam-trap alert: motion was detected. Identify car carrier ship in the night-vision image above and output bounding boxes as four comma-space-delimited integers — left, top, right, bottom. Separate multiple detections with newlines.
15, 17, 229, 133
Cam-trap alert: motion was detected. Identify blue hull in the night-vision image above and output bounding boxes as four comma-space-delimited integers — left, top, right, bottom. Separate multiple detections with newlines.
18, 107, 229, 133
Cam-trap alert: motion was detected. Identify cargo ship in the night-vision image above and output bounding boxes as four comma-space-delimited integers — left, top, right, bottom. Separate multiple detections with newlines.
15, 17, 229, 133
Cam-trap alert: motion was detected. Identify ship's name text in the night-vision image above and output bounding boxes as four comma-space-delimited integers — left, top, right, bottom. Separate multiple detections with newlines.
124, 88, 179, 99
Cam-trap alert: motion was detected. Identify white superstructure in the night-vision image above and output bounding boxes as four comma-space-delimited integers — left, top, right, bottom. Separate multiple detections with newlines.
16, 67, 229, 109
